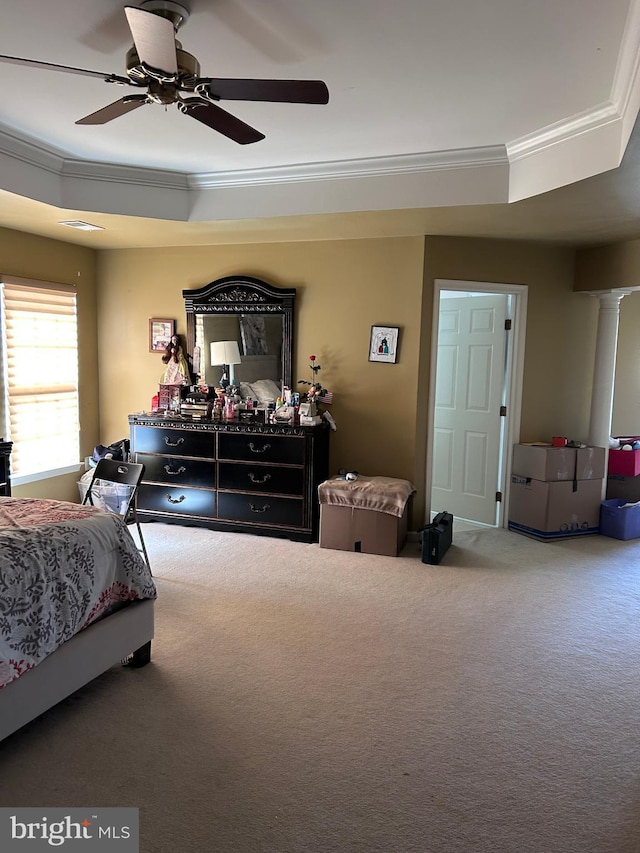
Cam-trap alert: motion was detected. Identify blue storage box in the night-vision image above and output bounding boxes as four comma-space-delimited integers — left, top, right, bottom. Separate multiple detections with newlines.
599, 498, 640, 540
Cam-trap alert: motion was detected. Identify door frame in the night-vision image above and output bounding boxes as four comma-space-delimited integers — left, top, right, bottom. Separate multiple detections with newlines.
425, 279, 528, 528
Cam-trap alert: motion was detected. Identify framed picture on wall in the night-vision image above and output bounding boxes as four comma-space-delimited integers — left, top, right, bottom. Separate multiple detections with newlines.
149, 318, 174, 353
369, 325, 399, 363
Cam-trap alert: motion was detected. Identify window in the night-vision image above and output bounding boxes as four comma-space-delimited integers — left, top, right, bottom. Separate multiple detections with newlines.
0, 276, 80, 483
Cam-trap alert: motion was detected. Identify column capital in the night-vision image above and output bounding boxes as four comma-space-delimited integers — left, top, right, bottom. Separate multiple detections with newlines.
588, 288, 634, 300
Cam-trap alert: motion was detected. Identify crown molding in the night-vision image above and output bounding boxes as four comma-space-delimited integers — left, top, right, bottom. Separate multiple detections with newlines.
0, 123, 188, 191
506, 102, 620, 163
61, 158, 188, 190
0, 123, 67, 175
188, 146, 508, 189
508, 0, 640, 162
506, 0, 640, 199
0, 122, 510, 218
0, 122, 507, 192
610, 0, 640, 139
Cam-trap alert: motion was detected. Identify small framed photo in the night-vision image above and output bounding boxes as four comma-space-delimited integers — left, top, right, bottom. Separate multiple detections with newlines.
369, 325, 399, 363
149, 318, 174, 353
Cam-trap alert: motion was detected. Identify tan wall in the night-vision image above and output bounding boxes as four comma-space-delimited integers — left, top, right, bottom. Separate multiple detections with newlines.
0, 225, 607, 525
0, 226, 98, 501
418, 237, 598, 519
575, 240, 640, 435
613, 291, 640, 434
96, 237, 426, 514
575, 239, 640, 291
97, 235, 603, 529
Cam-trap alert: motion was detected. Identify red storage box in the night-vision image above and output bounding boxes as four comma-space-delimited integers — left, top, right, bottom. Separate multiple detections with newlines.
608, 448, 640, 477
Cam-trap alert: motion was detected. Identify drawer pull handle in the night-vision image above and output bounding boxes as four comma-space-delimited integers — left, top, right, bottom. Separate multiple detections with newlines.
166, 494, 186, 504
250, 503, 271, 513
248, 442, 271, 454
164, 464, 186, 476
248, 472, 271, 484
164, 436, 185, 447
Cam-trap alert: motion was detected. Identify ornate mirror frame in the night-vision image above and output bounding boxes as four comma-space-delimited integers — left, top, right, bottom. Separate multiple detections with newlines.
183, 275, 296, 388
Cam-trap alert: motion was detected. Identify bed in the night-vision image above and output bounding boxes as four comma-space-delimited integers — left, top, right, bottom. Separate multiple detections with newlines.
0, 497, 156, 741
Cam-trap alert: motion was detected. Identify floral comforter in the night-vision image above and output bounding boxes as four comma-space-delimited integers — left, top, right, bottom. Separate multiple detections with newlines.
0, 497, 157, 689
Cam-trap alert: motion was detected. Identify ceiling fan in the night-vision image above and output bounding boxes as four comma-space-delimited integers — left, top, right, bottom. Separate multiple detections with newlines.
0, 0, 329, 144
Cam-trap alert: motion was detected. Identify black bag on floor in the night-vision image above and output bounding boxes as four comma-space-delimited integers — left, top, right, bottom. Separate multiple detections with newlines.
420, 511, 453, 565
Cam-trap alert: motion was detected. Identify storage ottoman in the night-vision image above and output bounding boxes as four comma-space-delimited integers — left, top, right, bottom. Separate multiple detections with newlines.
318, 475, 415, 556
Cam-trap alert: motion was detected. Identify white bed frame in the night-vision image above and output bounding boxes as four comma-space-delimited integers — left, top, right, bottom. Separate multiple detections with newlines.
0, 599, 154, 741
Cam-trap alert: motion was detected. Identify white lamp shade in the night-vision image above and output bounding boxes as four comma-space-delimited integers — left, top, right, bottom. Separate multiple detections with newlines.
210, 340, 241, 366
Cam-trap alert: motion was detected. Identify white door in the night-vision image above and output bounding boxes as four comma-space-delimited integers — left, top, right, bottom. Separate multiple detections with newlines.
431, 293, 508, 525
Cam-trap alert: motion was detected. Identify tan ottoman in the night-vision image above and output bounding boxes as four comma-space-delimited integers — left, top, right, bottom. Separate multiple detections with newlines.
318, 475, 415, 556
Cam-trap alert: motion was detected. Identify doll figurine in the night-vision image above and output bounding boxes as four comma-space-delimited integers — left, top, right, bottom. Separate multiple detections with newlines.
161, 334, 190, 385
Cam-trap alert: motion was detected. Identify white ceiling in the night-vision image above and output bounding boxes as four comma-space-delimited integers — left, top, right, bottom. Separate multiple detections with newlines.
1, 0, 640, 247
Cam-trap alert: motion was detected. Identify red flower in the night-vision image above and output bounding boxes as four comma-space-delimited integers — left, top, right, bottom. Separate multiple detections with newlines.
309, 355, 316, 361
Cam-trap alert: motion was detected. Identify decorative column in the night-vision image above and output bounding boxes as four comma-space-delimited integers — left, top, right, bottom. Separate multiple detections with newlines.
587, 289, 632, 448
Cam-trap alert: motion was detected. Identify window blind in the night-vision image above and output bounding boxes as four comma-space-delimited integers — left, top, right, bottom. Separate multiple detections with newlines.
1, 279, 79, 479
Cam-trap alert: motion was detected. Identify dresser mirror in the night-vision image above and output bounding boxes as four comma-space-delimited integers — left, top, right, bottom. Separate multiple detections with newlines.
183, 275, 296, 395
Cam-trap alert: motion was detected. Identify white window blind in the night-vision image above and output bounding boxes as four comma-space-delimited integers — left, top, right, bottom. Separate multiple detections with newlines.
1, 278, 80, 479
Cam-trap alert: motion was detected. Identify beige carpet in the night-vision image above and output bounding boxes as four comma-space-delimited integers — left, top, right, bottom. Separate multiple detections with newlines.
1, 523, 640, 853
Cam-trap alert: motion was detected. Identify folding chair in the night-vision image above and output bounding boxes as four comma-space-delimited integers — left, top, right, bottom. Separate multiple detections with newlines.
81, 457, 152, 574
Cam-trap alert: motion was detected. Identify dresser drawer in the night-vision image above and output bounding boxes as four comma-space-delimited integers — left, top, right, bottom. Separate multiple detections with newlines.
218, 432, 304, 465
217, 492, 304, 527
217, 462, 303, 495
138, 453, 215, 488
132, 425, 215, 459
138, 483, 216, 518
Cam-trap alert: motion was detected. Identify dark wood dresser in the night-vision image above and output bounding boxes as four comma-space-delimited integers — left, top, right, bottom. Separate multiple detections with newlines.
0, 441, 12, 497
129, 415, 329, 542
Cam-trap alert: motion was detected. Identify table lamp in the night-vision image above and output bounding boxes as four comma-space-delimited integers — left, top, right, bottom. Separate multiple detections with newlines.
210, 340, 241, 389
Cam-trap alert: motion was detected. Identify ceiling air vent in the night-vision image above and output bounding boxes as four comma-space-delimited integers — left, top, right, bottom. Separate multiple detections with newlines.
59, 220, 104, 232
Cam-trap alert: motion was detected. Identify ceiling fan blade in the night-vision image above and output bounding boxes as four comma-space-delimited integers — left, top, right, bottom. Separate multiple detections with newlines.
178, 98, 265, 144
0, 53, 131, 85
124, 6, 178, 76
201, 78, 329, 104
76, 95, 149, 125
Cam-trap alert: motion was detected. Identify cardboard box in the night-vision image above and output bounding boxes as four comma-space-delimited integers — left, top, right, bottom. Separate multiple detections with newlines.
508, 475, 602, 540
608, 448, 640, 477
606, 474, 640, 502
319, 504, 408, 556
576, 446, 607, 480
600, 498, 640, 541
512, 445, 574, 481
512, 444, 605, 481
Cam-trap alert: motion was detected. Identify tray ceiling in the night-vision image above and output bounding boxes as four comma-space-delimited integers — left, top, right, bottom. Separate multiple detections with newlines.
1, 0, 640, 243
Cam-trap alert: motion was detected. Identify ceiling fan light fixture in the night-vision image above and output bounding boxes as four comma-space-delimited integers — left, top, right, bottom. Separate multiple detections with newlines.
126, 42, 200, 88
59, 220, 104, 232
